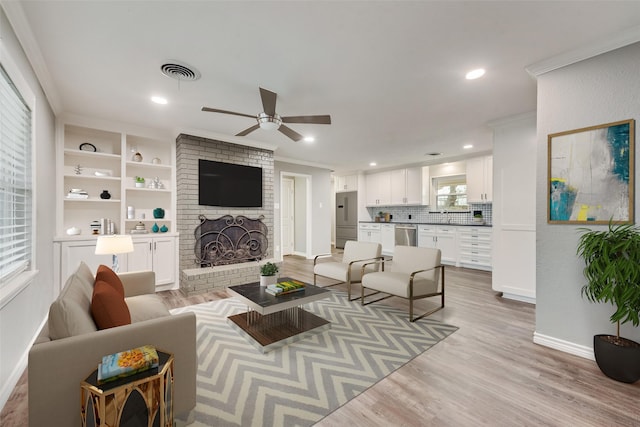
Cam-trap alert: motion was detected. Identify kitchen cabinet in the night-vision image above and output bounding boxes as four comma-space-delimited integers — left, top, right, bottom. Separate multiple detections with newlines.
380, 224, 395, 255
335, 174, 358, 193
128, 235, 177, 288
365, 172, 391, 206
366, 166, 423, 206
466, 156, 493, 202
390, 167, 423, 205
417, 225, 457, 265
358, 223, 381, 244
458, 227, 492, 271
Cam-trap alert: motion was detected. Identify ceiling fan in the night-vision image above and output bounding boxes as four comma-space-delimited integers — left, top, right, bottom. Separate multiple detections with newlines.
202, 87, 331, 142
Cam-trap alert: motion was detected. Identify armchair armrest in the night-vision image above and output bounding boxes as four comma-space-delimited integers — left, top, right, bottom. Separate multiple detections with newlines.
119, 270, 156, 297
408, 264, 444, 280
360, 257, 387, 276
313, 253, 334, 265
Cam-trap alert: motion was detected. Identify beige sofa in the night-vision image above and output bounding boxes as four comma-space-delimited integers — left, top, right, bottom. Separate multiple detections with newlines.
28, 261, 196, 426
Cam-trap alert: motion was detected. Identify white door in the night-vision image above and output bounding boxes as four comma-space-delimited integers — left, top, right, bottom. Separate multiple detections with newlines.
153, 236, 176, 285
282, 177, 295, 255
128, 238, 153, 272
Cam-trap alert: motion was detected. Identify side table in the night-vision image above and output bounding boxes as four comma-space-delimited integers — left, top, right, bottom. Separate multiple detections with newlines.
80, 350, 174, 427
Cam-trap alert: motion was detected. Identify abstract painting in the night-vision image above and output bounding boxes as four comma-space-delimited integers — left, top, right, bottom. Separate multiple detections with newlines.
548, 119, 635, 224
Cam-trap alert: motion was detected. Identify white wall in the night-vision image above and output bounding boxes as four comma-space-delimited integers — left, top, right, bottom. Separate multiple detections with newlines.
491, 113, 537, 303
535, 42, 640, 357
274, 161, 332, 259
0, 6, 56, 409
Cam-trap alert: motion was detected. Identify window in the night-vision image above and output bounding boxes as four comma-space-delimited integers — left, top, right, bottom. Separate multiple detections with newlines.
0, 63, 33, 285
433, 175, 467, 211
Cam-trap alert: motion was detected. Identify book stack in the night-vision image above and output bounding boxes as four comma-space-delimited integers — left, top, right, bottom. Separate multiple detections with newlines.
266, 279, 306, 296
97, 345, 159, 384
66, 189, 89, 199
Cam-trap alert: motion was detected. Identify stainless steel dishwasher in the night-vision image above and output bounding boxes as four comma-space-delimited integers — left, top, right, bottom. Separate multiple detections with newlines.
395, 224, 417, 247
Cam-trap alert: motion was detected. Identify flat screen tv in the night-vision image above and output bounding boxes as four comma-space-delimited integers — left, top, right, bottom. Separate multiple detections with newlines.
198, 159, 262, 207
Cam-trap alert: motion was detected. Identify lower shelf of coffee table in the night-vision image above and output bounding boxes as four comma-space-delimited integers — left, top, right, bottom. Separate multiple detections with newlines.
227, 307, 330, 353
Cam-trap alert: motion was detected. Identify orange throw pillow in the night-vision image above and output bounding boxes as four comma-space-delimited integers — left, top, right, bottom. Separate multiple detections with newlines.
96, 264, 125, 298
91, 280, 131, 329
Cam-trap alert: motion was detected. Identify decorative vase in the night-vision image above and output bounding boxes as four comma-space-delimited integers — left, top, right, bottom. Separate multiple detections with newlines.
100, 190, 111, 200
151, 222, 159, 233
260, 275, 277, 287
153, 208, 165, 219
593, 334, 640, 383
160, 225, 168, 232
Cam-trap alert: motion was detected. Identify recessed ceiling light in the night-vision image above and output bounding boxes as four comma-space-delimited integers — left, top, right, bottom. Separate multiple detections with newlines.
151, 96, 168, 105
463, 144, 473, 149
465, 68, 485, 80
303, 136, 315, 143
369, 162, 377, 167
426, 152, 443, 156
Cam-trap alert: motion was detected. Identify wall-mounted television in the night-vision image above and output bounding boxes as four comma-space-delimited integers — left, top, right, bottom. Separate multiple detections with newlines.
198, 159, 262, 207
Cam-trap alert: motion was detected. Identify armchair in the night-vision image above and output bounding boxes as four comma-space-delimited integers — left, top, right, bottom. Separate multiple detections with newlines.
313, 240, 383, 300
361, 245, 445, 322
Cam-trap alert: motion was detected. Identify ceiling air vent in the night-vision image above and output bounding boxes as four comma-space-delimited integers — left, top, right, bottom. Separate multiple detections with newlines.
160, 61, 201, 81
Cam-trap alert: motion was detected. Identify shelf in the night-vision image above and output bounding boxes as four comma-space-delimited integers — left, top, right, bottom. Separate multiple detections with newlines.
126, 161, 172, 170
64, 148, 121, 160
125, 187, 171, 193
64, 198, 121, 203
64, 174, 121, 181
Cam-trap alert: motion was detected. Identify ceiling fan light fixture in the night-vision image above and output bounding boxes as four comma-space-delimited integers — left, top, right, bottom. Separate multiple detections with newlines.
257, 112, 282, 130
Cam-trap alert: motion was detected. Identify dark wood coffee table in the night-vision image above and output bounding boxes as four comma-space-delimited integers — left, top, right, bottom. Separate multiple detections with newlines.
226, 278, 331, 353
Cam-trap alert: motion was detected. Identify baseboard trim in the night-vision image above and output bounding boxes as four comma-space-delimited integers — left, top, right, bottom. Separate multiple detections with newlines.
502, 292, 536, 305
533, 332, 595, 361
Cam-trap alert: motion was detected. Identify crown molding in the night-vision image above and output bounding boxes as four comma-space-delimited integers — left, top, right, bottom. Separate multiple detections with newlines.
1, 0, 62, 113
526, 24, 640, 78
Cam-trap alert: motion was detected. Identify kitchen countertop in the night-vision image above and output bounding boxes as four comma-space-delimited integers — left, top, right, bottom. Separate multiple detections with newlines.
358, 221, 492, 227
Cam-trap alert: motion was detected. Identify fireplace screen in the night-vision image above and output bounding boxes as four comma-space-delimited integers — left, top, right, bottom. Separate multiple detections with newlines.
194, 215, 268, 267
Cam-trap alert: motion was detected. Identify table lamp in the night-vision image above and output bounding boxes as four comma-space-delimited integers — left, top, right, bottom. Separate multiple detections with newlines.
95, 234, 134, 272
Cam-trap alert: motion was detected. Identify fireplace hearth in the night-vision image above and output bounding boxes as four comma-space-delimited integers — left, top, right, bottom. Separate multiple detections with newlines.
194, 215, 268, 267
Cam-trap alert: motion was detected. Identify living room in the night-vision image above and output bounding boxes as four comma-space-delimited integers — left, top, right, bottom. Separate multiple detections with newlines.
2, 1, 640, 425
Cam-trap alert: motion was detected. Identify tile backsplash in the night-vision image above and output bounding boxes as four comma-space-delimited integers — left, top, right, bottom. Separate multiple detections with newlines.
366, 203, 492, 225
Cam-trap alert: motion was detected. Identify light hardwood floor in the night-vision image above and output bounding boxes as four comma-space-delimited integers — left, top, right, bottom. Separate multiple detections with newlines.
2, 253, 639, 426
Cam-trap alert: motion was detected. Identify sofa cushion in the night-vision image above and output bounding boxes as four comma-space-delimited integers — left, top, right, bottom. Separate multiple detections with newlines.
48, 261, 98, 339
95, 264, 125, 298
125, 294, 171, 323
91, 280, 132, 329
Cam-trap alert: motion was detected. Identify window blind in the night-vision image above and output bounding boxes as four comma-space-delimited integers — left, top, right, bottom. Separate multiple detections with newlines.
0, 63, 32, 285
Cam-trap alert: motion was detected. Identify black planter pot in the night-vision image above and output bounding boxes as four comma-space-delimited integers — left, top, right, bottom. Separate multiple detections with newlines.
593, 334, 640, 383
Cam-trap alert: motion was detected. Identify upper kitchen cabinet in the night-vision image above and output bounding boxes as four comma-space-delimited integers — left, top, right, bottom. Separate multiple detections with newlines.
366, 167, 424, 206
466, 155, 493, 203
390, 167, 423, 205
334, 174, 358, 193
365, 171, 392, 206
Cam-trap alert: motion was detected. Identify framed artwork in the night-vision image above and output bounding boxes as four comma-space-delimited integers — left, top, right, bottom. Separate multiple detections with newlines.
548, 119, 635, 224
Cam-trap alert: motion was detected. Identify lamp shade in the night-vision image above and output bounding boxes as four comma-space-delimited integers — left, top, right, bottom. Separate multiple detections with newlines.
95, 235, 134, 255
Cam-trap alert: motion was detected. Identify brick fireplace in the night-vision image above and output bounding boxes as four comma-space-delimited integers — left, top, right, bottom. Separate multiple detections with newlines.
176, 134, 274, 295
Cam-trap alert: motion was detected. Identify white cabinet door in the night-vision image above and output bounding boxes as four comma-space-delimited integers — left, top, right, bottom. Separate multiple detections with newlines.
405, 167, 423, 205
380, 224, 395, 255
365, 172, 391, 206
358, 224, 381, 244
467, 156, 493, 202
128, 238, 153, 272
59, 239, 118, 291
435, 226, 457, 265
153, 236, 176, 285
335, 174, 358, 192
390, 169, 407, 204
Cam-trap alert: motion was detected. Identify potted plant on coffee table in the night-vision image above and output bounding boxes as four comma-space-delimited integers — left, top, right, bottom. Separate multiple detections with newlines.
577, 221, 640, 383
259, 262, 279, 287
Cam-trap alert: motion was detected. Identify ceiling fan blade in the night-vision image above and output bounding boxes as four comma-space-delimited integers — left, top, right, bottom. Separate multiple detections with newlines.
201, 107, 256, 119
278, 125, 304, 142
259, 87, 277, 116
282, 115, 332, 125
236, 124, 261, 137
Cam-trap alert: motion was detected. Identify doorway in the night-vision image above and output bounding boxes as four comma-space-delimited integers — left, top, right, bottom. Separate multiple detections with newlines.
280, 172, 312, 258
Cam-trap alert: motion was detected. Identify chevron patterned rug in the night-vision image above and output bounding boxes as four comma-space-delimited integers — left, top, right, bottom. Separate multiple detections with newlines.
171, 291, 457, 426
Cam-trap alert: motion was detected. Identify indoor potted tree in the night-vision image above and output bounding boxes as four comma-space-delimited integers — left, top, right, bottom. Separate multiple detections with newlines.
259, 262, 279, 287
577, 221, 640, 383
